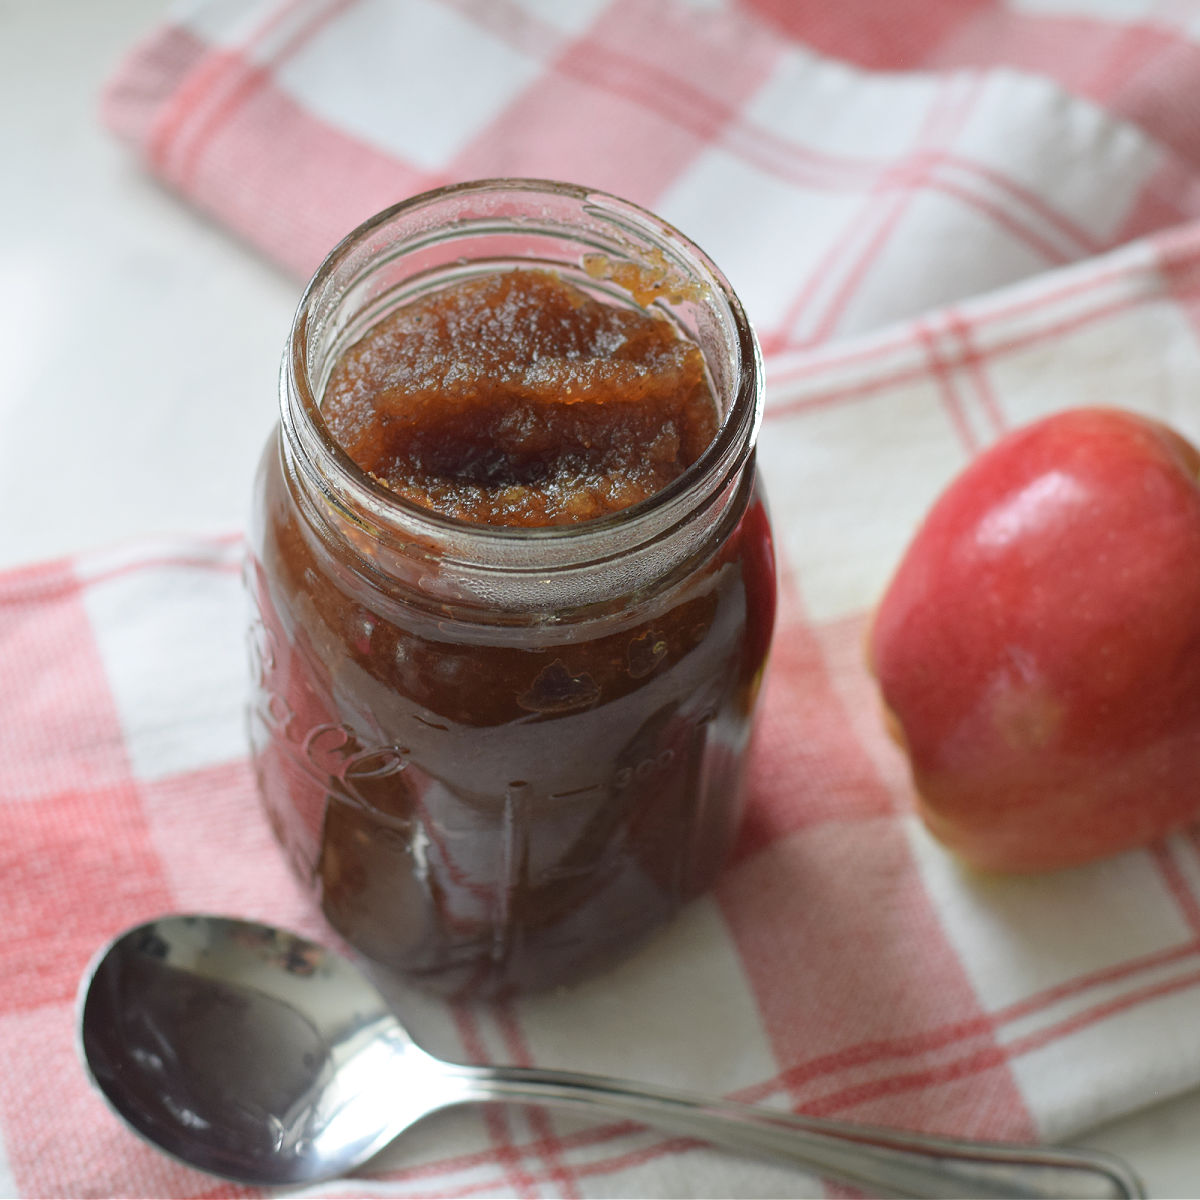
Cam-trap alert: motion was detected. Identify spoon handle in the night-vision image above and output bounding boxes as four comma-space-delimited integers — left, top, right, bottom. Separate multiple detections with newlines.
446, 1064, 1142, 1199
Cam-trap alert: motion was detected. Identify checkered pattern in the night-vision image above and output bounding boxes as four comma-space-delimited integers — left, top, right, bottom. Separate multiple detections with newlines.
5, 0, 1200, 1195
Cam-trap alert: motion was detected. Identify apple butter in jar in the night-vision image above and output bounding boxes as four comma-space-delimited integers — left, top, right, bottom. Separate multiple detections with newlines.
247, 180, 775, 997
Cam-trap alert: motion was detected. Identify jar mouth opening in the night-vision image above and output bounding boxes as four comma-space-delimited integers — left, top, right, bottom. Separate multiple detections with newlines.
284, 178, 763, 552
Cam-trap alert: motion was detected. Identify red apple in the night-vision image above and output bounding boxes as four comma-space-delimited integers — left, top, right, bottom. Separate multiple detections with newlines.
867, 407, 1200, 872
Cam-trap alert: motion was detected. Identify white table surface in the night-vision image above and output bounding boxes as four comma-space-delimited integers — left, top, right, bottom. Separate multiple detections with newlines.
3, 2, 1198, 1196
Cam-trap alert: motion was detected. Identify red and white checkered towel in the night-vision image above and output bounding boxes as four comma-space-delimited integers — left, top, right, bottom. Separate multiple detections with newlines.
5, 1, 1200, 1196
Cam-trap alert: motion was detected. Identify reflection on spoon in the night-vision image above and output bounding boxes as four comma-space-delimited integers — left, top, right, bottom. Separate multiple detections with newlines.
78, 915, 1144, 1198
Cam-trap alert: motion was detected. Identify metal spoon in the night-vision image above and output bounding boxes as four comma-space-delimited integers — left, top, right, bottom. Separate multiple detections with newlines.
78, 914, 1143, 1198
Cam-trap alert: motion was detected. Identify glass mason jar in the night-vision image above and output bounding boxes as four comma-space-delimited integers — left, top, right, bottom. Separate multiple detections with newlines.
246, 179, 776, 998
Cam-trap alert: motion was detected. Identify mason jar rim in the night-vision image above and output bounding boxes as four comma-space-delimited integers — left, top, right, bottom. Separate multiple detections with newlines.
281, 177, 763, 574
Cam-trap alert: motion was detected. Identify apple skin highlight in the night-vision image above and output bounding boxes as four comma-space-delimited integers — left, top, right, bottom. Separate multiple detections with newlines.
868, 407, 1200, 872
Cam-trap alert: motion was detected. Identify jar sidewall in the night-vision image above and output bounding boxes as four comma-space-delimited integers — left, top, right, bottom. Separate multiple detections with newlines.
246, 440, 774, 994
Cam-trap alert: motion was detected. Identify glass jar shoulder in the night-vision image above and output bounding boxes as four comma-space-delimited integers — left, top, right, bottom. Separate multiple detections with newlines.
249, 431, 774, 734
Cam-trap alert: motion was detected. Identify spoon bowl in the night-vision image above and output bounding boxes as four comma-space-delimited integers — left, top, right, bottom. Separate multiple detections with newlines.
79, 915, 1145, 1198
78, 915, 453, 1185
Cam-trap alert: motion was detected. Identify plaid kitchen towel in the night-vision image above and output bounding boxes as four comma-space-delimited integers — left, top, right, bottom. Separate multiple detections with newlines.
5, 0, 1200, 1196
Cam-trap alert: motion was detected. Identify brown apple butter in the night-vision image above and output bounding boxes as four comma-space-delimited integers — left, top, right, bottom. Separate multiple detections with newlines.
247, 181, 774, 997
321, 268, 718, 527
